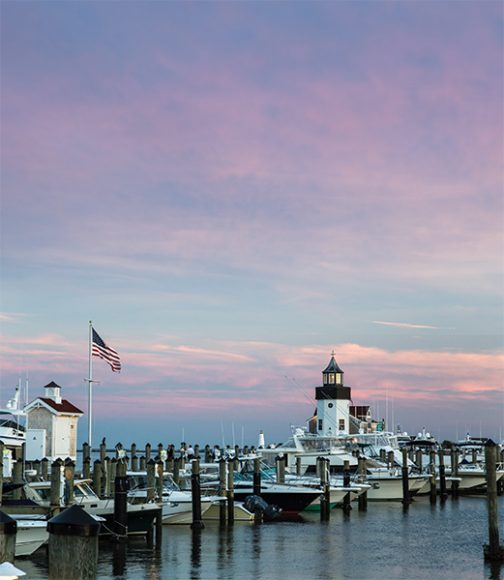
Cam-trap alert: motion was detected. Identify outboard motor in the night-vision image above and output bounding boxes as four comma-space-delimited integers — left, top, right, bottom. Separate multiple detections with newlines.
243, 495, 282, 521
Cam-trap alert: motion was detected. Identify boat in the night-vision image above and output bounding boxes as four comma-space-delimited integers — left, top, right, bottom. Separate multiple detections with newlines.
127, 471, 215, 525
18, 479, 160, 536
11, 514, 48, 557
231, 480, 322, 513
202, 499, 255, 522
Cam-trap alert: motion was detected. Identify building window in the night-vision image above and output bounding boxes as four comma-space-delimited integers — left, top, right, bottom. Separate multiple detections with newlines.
328, 374, 335, 384
339, 419, 345, 431
318, 419, 323, 431
328, 402, 333, 408
336, 374, 342, 385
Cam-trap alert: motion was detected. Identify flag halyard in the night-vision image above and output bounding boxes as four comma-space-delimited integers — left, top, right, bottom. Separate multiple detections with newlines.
92, 328, 121, 373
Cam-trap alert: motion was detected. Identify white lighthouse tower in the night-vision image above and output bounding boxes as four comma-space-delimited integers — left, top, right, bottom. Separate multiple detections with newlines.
315, 352, 351, 436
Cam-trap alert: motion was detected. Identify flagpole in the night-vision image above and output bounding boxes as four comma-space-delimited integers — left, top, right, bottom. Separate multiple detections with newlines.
88, 320, 93, 451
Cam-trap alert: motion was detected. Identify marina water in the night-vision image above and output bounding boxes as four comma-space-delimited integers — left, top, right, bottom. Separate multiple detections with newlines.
16, 495, 504, 579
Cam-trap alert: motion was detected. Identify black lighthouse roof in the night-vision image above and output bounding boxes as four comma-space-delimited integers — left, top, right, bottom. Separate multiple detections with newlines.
323, 354, 343, 374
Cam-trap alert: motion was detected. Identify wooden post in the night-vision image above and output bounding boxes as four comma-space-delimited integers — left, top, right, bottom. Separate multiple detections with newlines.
358, 456, 368, 511
415, 449, 423, 473
145, 443, 152, 462
173, 457, 181, 486
82, 457, 91, 480
156, 460, 164, 500
48, 505, 100, 579
146, 459, 157, 503
438, 448, 447, 500
41, 457, 49, 480
50, 458, 63, 515
484, 441, 504, 561
12, 451, 23, 500
379, 448, 386, 462
319, 457, 330, 521
343, 459, 351, 514
140, 455, 146, 472
190, 459, 204, 530
92, 460, 102, 498
401, 447, 411, 506
227, 460, 234, 525
82, 442, 90, 464
0, 511, 17, 563
253, 457, 261, 496
130, 443, 138, 472
113, 461, 128, 540
451, 449, 459, 498
204, 444, 212, 463
64, 458, 75, 506
107, 458, 117, 498
99, 439, 107, 463
102, 456, 110, 498
276, 455, 285, 484
387, 450, 395, 469
429, 449, 437, 504
218, 458, 227, 525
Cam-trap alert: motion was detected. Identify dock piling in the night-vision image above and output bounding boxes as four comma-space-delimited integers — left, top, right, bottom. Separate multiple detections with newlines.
401, 448, 411, 506
48, 505, 100, 580
0, 511, 17, 563
190, 459, 204, 530
227, 460, 235, 525
484, 441, 504, 561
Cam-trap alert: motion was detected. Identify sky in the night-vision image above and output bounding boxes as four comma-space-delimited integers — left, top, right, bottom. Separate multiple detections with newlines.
1, 1, 503, 450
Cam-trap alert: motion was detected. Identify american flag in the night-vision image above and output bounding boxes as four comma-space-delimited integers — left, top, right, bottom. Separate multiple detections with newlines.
92, 328, 121, 373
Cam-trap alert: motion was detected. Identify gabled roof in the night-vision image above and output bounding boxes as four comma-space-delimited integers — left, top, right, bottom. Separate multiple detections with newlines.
25, 397, 83, 416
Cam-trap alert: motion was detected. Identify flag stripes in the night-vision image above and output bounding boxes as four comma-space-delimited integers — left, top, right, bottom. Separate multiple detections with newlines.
92, 328, 121, 373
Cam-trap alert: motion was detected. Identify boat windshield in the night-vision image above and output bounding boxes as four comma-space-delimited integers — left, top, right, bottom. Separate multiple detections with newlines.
75, 482, 98, 498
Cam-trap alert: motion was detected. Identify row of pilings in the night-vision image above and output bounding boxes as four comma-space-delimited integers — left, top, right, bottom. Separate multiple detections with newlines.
0, 439, 503, 578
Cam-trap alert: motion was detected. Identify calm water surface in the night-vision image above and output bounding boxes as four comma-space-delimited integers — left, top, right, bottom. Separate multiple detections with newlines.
16, 496, 504, 579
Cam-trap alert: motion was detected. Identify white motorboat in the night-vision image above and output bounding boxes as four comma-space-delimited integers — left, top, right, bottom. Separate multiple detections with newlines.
11, 515, 48, 557
23, 479, 160, 536
127, 471, 214, 525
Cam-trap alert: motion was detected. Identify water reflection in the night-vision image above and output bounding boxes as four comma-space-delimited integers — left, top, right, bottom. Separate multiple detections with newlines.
112, 539, 127, 577
217, 523, 234, 573
190, 529, 202, 578
487, 560, 502, 580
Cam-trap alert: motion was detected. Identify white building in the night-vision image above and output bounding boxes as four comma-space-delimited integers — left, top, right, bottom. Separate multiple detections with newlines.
25, 381, 83, 461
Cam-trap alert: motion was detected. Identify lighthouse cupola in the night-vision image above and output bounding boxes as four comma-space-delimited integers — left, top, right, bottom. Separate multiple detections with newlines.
315, 352, 351, 437
323, 353, 344, 386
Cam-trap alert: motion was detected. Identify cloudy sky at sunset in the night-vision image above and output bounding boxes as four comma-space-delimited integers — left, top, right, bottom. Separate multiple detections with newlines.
1, 1, 502, 448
